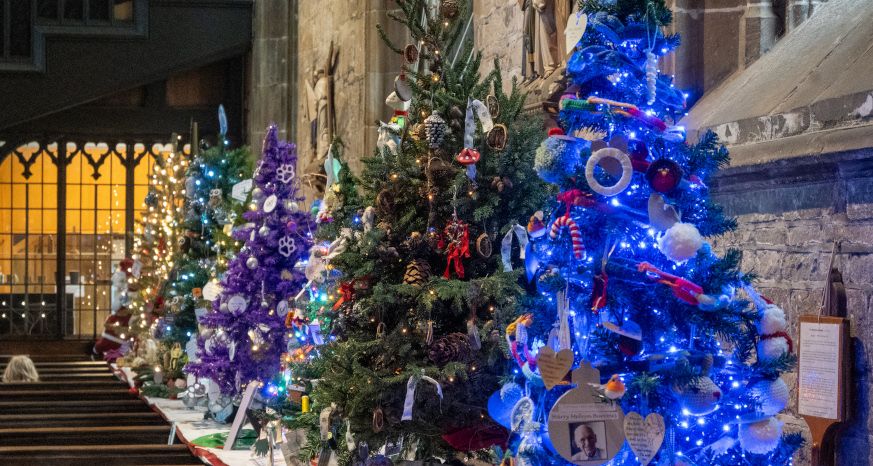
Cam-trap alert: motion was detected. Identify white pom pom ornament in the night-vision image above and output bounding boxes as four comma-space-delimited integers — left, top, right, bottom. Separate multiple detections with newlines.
738, 417, 783, 454
657, 222, 703, 263
749, 378, 789, 416
757, 303, 787, 335
758, 337, 790, 361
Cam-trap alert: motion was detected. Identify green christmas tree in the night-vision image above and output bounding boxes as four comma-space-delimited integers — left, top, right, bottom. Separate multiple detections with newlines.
307, 1, 553, 461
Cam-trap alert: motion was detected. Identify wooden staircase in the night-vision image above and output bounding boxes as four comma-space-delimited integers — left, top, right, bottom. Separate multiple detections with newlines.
0, 354, 202, 465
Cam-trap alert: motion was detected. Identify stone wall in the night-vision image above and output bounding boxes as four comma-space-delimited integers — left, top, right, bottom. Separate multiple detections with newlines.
248, 0, 292, 147
474, 0, 524, 89
710, 150, 873, 465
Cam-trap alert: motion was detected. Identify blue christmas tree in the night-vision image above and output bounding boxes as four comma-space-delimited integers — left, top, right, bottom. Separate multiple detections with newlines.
496, 2, 803, 465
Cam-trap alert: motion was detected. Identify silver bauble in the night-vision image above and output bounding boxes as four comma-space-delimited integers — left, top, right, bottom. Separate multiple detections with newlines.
284, 200, 299, 213
246, 256, 259, 269
251, 187, 264, 201
258, 225, 271, 237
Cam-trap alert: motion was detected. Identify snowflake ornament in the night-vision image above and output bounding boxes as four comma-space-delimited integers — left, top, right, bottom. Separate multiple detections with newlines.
276, 164, 296, 183
278, 235, 297, 257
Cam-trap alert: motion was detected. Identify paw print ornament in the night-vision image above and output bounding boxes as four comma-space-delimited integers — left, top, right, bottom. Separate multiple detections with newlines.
278, 235, 297, 257
276, 163, 296, 183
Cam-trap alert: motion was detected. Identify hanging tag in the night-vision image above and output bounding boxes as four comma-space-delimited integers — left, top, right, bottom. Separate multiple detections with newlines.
557, 288, 571, 351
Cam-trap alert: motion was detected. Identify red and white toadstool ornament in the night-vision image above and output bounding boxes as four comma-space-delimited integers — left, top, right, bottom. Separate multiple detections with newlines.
455, 147, 481, 166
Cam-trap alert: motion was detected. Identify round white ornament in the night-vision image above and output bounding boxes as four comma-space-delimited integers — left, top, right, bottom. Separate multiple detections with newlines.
263, 194, 278, 213
202, 280, 222, 301
585, 147, 633, 197
276, 300, 290, 317
227, 295, 247, 314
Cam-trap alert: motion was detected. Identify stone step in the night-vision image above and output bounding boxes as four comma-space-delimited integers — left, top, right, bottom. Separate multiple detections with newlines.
0, 388, 134, 401
0, 399, 151, 414
0, 425, 175, 447
0, 444, 202, 465
0, 412, 166, 428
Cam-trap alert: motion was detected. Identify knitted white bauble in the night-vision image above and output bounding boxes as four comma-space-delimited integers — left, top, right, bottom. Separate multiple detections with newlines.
657, 222, 703, 263
749, 378, 790, 416
739, 417, 783, 454
757, 303, 787, 335
758, 337, 790, 361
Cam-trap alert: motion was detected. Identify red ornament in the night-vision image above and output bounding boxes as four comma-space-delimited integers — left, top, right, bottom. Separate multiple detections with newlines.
455, 148, 481, 166
646, 158, 683, 193
443, 218, 470, 279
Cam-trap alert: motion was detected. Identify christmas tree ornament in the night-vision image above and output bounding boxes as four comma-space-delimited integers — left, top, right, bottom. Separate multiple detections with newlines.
585, 147, 633, 197
439, 0, 459, 19
500, 223, 528, 272
548, 364, 626, 464
372, 407, 385, 433
646, 159, 683, 193
657, 222, 703, 263
376, 189, 395, 217
246, 256, 259, 269
749, 377, 789, 416
623, 412, 665, 466
276, 163, 296, 183
486, 94, 500, 118
534, 128, 587, 184
527, 211, 547, 238
401, 375, 443, 421
442, 217, 470, 279
263, 194, 278, 213
738, 417, 783, 454
403, 44, 419, 64
550, 215, 584, 259
428, 333, 473, 366
258, 225, 271, 237
491, 176, 513, 193
476, 232, 492, 258
284, 199, 299, 212
424, 112, 447, 149
394, 71, 413, 102
227, 295, 247, 315
278, 235, 298, 257
457, 98, 494, 181
466, 318, 481, 351
403, 259, 431, 287
486, 124, 508, 150
672, 356, 722, 416
536, 346, 573, 390
208, 188, 223, 207
410, 122, 426, 141
645, 50, 658, 105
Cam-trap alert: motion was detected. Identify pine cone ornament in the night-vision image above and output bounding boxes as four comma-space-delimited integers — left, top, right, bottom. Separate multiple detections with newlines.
424, 112, 447, 149
440, 0, 460, 19
428, 332, 472, 366
404, 259, 431, 287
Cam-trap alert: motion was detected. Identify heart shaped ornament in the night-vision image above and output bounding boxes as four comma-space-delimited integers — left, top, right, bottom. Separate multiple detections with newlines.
564, 12, 588, 58
537, 346, 574, 390
623, 412, 665, 466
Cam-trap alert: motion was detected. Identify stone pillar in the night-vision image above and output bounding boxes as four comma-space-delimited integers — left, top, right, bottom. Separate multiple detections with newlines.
248, 0, 291, 146
741, 1, 778, 66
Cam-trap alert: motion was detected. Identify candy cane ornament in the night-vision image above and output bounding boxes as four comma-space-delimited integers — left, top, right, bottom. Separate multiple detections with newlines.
550, 215, 584, 259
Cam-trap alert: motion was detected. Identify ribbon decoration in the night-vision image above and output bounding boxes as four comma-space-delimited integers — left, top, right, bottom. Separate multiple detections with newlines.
443, 218, 471, 279
401, 375, 443, 421
501, 223, 529, 272
556, 288, 571, 351
638, 262, 703, 305
459, 98, 495, 182
332, 280, 357, 310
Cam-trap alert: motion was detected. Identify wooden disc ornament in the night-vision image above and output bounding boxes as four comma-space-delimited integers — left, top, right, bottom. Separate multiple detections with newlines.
476, 233, 492, 258
486, 95, 500, 118
547, 362, 625, 465
486, 124, 508, 150
623, 412, 665, 466
403, 44, 419, 64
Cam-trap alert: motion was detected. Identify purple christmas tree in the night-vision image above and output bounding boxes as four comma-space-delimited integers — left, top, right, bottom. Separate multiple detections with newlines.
189, 126, 314, 394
